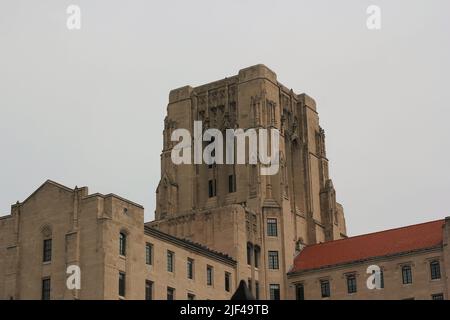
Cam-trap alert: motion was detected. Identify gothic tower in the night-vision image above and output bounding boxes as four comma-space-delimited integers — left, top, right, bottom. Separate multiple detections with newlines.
149, 64, 347, 299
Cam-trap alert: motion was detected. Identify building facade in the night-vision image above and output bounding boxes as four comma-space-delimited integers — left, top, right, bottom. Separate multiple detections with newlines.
0, 65, 446, 300
287, 218, 450, 300
0, 180, 237, 300
149, 64, 347, 299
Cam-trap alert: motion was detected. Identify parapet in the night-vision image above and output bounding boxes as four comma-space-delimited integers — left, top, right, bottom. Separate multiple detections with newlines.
238, 64, 277, 84
298, 93, 317, 112
169, 85, 194, 104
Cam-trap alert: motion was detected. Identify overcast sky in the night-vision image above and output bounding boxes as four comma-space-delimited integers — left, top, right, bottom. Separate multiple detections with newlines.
1, 0, 449, 236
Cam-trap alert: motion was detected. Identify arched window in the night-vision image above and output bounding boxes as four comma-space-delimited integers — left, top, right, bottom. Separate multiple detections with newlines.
119, 232, 127, 256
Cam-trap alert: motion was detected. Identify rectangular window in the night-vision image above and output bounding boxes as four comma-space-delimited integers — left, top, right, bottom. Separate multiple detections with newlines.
430, 261, 441, 280
208, 179, 217, 197
41, 278, 51, 300
119, 233, 126, 256
145, 243, 153, 265
248, 278, 252, 293
254, 246, 260, 268
187, 293, 195, 300
167, 251, 174, 272
296, 283, 305, 300
255, 281, 260, 300
247, 243, 253, 265
167, 287, 175, 300
347, 275, 357, 294
380, 270, 385, 289
228, 175, 236, 193
207, 266, 214, 286
187, 258, 194, 280
320, 280, 331, 298
43, 239, 52, 262
432, 293, 444, 300
145, 280, 153, 300
268, 251, 279, 269
119, 272, 126, 297
225, 272, 231, 292
267, 218, 278, 237
402, 266, 413, 284
269, 284, 280, 300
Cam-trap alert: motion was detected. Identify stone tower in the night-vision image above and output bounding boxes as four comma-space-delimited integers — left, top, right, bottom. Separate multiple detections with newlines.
149, 64, 347, 299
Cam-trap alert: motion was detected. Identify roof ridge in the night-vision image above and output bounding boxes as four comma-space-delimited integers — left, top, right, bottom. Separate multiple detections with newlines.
305, 218, 445, 249
144, 226, 235, 263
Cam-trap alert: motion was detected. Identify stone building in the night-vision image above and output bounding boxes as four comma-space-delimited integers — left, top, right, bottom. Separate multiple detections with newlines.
1, 65, 445, 300
0, 180, 237, 300
287, 218, 450, 300
148, 64, 347, 299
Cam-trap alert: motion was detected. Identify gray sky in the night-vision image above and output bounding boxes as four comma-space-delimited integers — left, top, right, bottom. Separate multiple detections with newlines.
1, 0, 449, 236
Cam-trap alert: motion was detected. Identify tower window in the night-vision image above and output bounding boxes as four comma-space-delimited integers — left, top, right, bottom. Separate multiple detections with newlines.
41, 278, 51, 300
267, 218, 278, 237
225, 272, 231, 292
207, 266, 214, 286
145, 280, 153, 300
268, 251, 279, 269
167, 251, 174, 272
228, 175, 236, 193
269, 284, 280, 300
146, 243, 153, 265
246, 243, 253, 265
187, 258, 194, 280
43, 239, 52, 262
208, 179, 217, 197
254, 246, 261, 268
119, 272, 126, 297
167, 287, 175, 300
119, 232, 127, 256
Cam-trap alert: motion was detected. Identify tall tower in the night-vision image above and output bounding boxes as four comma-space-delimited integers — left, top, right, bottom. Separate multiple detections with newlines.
149, 65, 347, 299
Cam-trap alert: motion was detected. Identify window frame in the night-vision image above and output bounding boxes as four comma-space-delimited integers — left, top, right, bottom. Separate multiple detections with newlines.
119, 232, 127, 256
402, 265, 413, 284
41, 277, 51, 300
43, 238, 52, 263
145, 280, 153, 300
296, 283, 305, 300
268, 250, 279, 270
187, 258, 194, 280
225, 272, 231, 292
346, 274, 357, 294
320, 279, 331, 298
167, 287, 175, 300
267, 218, 278, 237
145, 243, 153, 265
269, 284, 280, 300
206, 265, 214, 286
167, 250, 174, 273
430, 261, 441, 280
119, 271, 126, 298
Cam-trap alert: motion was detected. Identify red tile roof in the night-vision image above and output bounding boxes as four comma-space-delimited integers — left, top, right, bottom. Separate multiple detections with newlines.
290, 219, 445, 273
